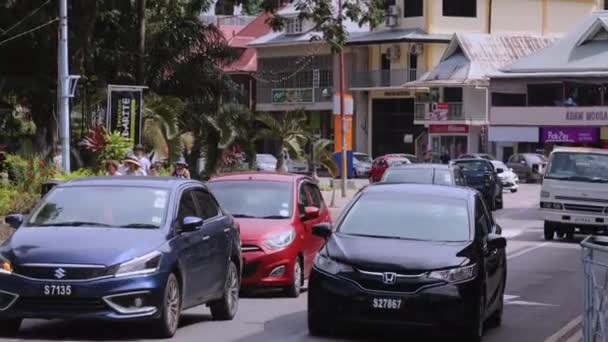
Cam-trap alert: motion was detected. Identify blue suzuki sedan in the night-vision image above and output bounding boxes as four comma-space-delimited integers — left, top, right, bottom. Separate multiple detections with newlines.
0, 177, 241, 338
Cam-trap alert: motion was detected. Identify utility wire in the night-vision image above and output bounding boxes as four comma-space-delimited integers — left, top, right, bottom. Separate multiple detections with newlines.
0, 0, 53, 36
0, 17, 59, 47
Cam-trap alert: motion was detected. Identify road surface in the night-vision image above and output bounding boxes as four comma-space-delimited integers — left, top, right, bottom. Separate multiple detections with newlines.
1, 184, 585, 342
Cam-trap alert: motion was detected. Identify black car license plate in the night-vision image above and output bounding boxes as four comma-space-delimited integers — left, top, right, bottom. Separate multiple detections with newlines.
370, 297, 403, 310
42, 284, 72, 296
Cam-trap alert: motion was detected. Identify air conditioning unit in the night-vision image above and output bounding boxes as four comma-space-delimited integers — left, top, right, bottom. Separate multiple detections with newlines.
386, 45, 401, 60
409, 43, 423, 56
387, 5, 400, 16
385, 16, 398, 27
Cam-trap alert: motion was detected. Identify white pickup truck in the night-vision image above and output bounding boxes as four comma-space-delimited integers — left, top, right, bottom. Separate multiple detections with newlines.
541, 147, 608, 240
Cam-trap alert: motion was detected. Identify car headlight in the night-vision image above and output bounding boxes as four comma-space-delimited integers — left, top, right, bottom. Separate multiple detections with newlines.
0, 255, 12, 275
313, 253, 353, 275
428, 264, 477, 283
541, 190, 550, 198
263, 229, 296, 250
115, 251, 162, 277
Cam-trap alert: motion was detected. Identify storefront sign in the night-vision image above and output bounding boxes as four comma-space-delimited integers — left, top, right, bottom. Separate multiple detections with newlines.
541, 127, 598, 143
430, 125, 469, 134
429, 102, 448, 121
601, 127, 608, 140
106, 85, 145, 145
384, 91, 410, 97
271, 88, 313, 103
566, 110, 608, 122
492, 107, 608, 126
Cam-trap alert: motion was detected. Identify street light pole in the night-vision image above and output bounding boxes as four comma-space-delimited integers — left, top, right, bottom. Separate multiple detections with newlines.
58, 0, 71, 172
338, 0, 347, 198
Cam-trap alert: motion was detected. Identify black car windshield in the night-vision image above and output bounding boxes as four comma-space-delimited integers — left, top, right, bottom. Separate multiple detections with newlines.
454, 160, 492, 172
27, 186, 170, 228
338, 193, 470, 242
207, 180, 293, 219
546, 152, 608, 182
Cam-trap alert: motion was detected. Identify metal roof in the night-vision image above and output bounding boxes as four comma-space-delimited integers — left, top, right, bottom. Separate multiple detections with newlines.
498, 11, 608, 75
346, 28, 451, 45
407, 33, 556, 87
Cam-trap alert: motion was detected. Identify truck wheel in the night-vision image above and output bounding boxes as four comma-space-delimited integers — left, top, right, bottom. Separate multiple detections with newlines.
556, 231, 565, 239
566, 231, 575, 240
544, 221, 555, 241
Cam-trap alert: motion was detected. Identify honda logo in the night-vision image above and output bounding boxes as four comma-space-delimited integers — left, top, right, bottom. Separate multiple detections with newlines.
54, 268, 66, 279
382, 272, 397, 285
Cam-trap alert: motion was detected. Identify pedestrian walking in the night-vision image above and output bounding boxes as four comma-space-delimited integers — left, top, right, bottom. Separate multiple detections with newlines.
133, 144, 151, 175
171, 158, 191, 179
104, 160, 122, 176
123, 155, 146, 176
52, 146, 63, 171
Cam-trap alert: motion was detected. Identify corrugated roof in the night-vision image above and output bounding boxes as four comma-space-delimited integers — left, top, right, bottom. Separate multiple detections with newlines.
223, 13, 273, 73
500, 11, 608, 74
407, 33, 556, 87
347, 28, 451, 45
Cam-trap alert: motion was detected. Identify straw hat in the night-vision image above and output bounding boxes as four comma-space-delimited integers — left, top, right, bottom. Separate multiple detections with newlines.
124, 155, 141, 168
175, 157, 188, 167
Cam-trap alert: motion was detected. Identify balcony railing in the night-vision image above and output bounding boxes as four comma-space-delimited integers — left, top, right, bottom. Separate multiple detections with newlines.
257, 85, 334, 104
350, 68, 424, 88
414, 103, 486, 122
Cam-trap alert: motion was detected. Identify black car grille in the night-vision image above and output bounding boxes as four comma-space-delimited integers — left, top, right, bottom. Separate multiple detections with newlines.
562, 203, 606, 213
14, 297, 107, 313
15, 266, 109, 281
242, 261, 260, 278
339, 270, 442, 294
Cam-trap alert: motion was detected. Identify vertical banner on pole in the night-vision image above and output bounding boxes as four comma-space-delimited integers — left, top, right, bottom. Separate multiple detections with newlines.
107, 85, 146, 145
333, 93, 354, 178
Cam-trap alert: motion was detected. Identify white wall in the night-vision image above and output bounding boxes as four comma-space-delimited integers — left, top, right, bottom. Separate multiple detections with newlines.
463, 86, 488, 121
256, 44, 331, 58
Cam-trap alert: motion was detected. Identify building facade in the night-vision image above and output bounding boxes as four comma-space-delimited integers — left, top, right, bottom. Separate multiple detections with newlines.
489, 11, 608, 162
348, 0, 605, 159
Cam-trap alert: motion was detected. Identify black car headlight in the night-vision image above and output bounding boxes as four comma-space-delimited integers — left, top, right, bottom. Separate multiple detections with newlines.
0, 255, 12, 276
313, 253, 353, 275
428, 264, 477, 283
114, 251, 162, 277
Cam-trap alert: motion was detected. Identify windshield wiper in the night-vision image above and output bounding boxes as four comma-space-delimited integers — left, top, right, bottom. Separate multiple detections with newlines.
232, 214, 261, 219
346, 233, 425, 241
35, 221, 112, 227
260, 215, 289, 219
120, 223, 159, 229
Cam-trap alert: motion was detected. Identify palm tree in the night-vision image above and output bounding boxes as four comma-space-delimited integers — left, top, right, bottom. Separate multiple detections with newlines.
310, 139, 339, 206
142, 93, 183, 163
256, 110, 308, 172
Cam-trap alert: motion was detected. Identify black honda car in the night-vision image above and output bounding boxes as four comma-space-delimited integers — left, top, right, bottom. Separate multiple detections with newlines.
308, 184, 507, 341
451, 158, 503, 211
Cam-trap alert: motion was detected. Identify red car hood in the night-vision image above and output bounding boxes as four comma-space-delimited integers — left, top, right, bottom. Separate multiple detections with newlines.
235, 218, 294, 243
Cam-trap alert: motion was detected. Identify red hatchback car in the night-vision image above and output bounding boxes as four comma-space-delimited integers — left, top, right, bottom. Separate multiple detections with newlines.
207, 172, 331, 297
368, 154, 414, 183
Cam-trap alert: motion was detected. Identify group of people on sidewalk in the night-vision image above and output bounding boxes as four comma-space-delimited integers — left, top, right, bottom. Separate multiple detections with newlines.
104, 144, 191, 179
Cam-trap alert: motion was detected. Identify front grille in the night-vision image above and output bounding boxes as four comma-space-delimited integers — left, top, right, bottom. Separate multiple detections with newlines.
563, 203, 606, 213
15, 265, 109, 281
242, 261, 260, 277
556, 196, 608, 204
339, 270, 441, 294
14, 297, 107, 313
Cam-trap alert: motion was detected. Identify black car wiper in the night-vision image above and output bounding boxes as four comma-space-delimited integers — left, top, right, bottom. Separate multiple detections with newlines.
232, 214, 261, 219
35, 221, 112, 227
120, 223, 159, 229
260, 215, 289, 219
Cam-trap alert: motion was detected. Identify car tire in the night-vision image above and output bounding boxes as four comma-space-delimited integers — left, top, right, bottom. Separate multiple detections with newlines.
153, 273, 182, 338
210, 261, 240, 320
464, 294, 485, 342
496, 194, 504, 210
0, 318, 21, 337
544, 221, 555, 241
556, 231, 565, 239
308, 285, 332, 336
566, 231, 575, 241
510, 188, 517, 193
488, 271, 506, 328
352, 168, 358, 178
284, 257, 303, 298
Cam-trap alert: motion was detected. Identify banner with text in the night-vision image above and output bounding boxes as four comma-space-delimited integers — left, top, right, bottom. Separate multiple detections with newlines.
107, 86, 143, 145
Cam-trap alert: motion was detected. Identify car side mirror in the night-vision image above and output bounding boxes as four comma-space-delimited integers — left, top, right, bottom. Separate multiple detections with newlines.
496, 168, 504, 174
4, 214, 23, 229
520, 160, 527, 164
312, 223, 332, 240
181, 216, 203, 233
488, 234, 507, 249
494, 224, 502, 235
304, 206, 320, 220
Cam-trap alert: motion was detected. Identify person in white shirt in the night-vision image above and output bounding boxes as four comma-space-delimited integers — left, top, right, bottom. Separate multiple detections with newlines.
52, 146, 63, 172
104, 160, 122, 176
123, 156, 146, 176
133, 144, 151, 175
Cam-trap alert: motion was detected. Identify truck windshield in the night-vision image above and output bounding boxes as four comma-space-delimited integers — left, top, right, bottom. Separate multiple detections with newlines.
546, 152, 608, 183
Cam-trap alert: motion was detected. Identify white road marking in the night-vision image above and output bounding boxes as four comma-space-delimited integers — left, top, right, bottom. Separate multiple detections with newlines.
565, 330, 582, 342
507, 242, 550, 260
504, 294, 557, 307
501, 229, 522, 238
543, 315, 582, 342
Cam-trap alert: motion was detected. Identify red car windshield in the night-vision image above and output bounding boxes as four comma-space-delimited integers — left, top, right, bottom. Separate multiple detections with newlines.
207, 180, 293, 219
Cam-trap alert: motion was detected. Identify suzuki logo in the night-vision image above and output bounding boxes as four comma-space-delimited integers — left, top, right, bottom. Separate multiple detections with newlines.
54, 268, 66, 279
382, 272, 397, 285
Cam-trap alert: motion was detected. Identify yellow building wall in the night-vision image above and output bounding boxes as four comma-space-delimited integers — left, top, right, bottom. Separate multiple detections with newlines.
491, 0, 543, 34
545, 0, 599, 35
427, 0, 488, 34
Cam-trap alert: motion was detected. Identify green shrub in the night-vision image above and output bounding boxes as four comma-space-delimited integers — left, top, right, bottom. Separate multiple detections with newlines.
0, 185, 38, 216
54, 168, 96, 181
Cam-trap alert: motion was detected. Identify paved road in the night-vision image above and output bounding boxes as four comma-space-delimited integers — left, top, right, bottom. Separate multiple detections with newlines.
1, 184, 585, 342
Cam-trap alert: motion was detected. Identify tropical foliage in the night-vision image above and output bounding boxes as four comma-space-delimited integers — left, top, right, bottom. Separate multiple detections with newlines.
82, 127, 131, 167
257, 110, 308, 172
142, 93, 183, 163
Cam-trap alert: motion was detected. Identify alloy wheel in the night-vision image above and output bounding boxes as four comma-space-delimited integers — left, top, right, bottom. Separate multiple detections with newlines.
166, 276, 181, 333
293, 261, 302, 294
227, 264, 239, 315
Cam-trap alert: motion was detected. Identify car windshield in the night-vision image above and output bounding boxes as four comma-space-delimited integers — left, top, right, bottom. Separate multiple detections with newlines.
388, 158, 409, 166
454, 160, 492, 172
27, 186, 170, 228
354, 154, 371, 163
207, 180, 293, 219
492, 161, 508, 171
257, 155, 277, 163
546, 152, 608, 182
525, 154, 547, 163
338, 193, 470, 242
382, 168, 433, 183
